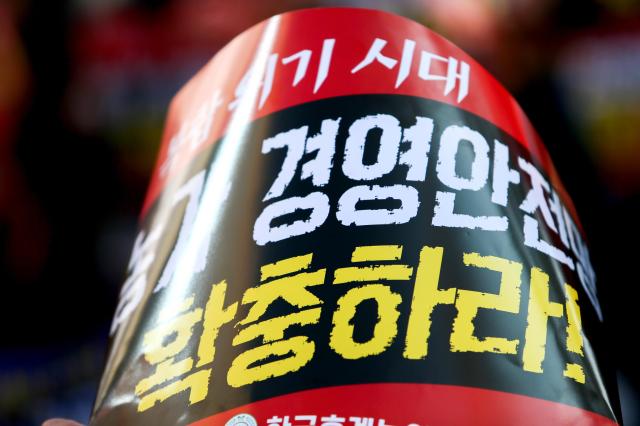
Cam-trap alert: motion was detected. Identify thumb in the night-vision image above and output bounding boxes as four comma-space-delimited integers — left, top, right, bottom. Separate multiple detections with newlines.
42, 419, 85, 426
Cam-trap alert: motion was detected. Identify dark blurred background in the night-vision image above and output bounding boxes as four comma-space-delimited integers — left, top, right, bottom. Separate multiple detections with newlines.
1, 0, 639, 425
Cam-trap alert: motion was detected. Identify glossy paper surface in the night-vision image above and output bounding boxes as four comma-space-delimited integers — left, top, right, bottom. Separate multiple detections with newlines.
91, 8, 619, 426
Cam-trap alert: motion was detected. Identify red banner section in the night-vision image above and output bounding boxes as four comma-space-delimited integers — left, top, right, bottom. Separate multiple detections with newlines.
141, 8, 577, 227
190, 383, 618, 426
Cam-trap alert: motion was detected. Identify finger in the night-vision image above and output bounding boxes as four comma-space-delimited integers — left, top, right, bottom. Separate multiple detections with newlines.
42, 419, 85, 426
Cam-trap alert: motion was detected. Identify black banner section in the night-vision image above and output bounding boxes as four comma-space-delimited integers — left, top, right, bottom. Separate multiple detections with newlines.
91, 95, 618, 426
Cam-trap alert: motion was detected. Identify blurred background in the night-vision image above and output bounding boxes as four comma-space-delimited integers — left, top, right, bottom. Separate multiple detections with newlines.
1, 0, 639, 424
